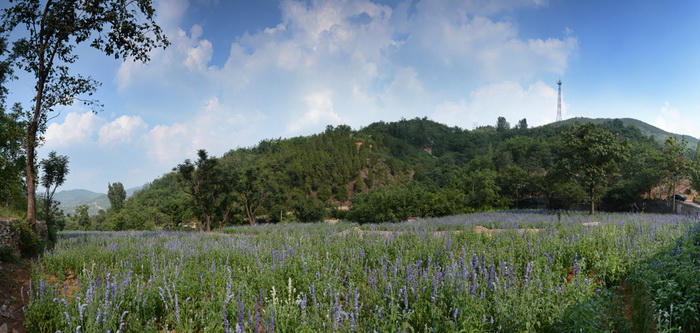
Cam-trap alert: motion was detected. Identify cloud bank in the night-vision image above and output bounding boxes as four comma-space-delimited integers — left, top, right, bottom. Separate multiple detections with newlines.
45, 0, 579, 191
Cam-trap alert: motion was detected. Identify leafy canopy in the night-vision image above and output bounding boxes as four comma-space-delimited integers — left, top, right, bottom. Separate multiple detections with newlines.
0, 0, 169, 224
559, 123, 630, 214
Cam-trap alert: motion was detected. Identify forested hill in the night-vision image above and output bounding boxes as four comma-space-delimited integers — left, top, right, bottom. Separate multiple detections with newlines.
91, 117, 697, 229
555, 117, 699, 147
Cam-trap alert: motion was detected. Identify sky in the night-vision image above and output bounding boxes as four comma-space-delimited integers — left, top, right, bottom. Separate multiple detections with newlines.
3, 0, 700, 193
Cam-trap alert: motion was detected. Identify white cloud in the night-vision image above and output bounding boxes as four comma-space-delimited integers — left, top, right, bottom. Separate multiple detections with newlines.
183, 25, 213, 71
155, 0, 189, 31
116, 22, 215, 93
118, 0, 577, 129
431, 81, 562, 128
654, 102, 697, 138
98, 115, 148, 146
44, 112, 103, 147
95, 0, 580, 191
288, 90, 342, 134
143, 97, 266, 164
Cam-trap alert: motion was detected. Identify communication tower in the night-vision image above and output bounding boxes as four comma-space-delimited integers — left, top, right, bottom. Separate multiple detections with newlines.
556, 79, 563, 122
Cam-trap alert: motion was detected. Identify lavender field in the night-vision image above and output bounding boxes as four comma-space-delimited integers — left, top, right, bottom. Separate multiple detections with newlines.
25, 212, 700, 332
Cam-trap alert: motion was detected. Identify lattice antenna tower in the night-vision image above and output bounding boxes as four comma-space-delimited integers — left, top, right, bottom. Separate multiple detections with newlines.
556, 79, 563, 122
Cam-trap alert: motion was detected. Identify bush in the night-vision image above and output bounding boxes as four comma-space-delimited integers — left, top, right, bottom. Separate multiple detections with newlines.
0, 245, 17, 263
347, 183, 467, 223
291, 197, 327, 222
12, 221, 44, 258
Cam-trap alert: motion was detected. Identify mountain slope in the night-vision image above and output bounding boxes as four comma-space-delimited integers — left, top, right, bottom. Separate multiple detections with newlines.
54, 186, 142, 216
53, 189, 103, 206
556, 117, 699, 147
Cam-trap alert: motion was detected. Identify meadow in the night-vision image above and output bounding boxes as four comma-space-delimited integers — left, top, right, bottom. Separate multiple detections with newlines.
23, 212, 700, 332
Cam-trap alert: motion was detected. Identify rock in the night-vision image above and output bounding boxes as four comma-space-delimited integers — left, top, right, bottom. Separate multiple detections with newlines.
582, 222, 600, 227
474, 226, 540, 236
0, 323, 8, 333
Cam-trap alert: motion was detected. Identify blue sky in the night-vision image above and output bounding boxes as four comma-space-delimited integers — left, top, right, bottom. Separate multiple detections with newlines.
4, 0, 700, 193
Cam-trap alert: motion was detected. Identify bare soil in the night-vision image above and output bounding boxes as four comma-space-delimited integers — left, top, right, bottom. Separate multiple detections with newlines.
0, 259, 30, 333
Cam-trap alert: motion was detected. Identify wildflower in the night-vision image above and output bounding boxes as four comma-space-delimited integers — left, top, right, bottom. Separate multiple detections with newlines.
237, 287, 245, 325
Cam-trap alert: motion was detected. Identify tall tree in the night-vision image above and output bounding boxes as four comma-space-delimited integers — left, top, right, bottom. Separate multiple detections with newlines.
0, 34, 12, 100
499, 164, 529, 207
516, 118, 528, 130
691, 143, 700, 197
107, 182, 126, 212
234, 166, 275, 226
74, 204, 89, 229
496, 116, 510, 132
39, 150, 68, 224
559, 123, 629, 214
660, 137, 693, 210
174, 150, 224, 232
0, 0, 169, 227
0, 103, 28, 207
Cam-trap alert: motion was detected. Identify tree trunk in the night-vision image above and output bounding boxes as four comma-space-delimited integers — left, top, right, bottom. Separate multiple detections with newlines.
26, 107, 41, 227
671, 183, 676, 213
27, 54, 49, 228
205, 214, 211, 232
590, 186, 595, 215
245, 202, 256, 226
242, 195, 256, 225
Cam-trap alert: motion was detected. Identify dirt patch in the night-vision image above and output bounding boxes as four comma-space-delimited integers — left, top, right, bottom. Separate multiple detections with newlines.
474, 226, 541, 236
0, 259, 30, 333
46, 270, 80, 302
336, 227, 462, 237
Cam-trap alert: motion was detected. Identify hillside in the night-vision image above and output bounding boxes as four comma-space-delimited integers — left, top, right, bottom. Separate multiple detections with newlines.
98, 116, 692, 229
556, 117, 699, 147
54, 186, 142, 216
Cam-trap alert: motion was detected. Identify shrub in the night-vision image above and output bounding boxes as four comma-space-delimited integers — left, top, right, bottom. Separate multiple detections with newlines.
12, 221, 44, 258
0, 245, 17, 263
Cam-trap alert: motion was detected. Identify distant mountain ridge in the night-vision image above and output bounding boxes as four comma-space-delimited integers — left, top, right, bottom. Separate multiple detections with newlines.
556, 117, 699, 147
53, 186, 142, 216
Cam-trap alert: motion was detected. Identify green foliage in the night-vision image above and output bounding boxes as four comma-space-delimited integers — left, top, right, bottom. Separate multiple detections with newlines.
558, 123, 630, 214
22, 213, 700, 332
39, 152, 69, 198
174, 149, 228, 231
347, 183, 466, 223
12, 220, 43, 257
74, 205, 90, 230
496, 116, 510, 132
0, 103, 27, 208
624, 224, 700, 332
109, 117, 679, 229
660, 137, 694, 209
0, 245, 17, 263
114, 173, 191, 230
0, 0, 169, 222
39, 151, 69, 245
289, 195, 326, 222
107, 182, 126, 212
0, 204, 24, 220
464, 168, 503, 210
